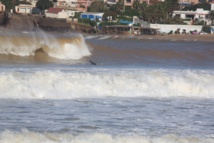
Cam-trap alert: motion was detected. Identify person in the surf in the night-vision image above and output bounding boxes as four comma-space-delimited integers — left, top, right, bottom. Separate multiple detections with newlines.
89, 60, 96, 65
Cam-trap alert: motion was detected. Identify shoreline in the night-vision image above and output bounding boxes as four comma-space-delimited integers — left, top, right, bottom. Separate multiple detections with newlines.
139, 34, 214, 42
83, 33, 214, 42
1, 27, 213, 42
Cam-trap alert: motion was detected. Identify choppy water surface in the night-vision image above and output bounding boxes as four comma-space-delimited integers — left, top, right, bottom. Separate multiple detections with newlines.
0, 31, 214, 143
0, 97, 214, 142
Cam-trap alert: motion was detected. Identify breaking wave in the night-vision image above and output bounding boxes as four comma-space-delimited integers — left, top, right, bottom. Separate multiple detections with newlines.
0, 31, 91, 60
0, 68, 213, 99
0, 130, 213, 143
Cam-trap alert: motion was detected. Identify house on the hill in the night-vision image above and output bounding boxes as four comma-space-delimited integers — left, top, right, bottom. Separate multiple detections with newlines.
173, 8, 209, 21
55, 0, 78, 8
76, 0, 93, 12
45, 7, 68, 19
80, 12, 104, 21
22, 0, 38, 7
15, 4, 34, 14
211, 1, 214, 10
0, 2, 5, 12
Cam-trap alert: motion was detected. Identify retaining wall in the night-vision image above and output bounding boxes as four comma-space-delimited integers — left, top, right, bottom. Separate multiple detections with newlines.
150, 24, 203, 34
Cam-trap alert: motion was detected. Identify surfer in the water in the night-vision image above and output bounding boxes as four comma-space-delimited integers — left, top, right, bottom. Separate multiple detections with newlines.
89, 60, 96, 65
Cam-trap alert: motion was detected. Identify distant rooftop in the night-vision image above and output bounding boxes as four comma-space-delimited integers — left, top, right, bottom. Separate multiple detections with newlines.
46, 8, 64, 14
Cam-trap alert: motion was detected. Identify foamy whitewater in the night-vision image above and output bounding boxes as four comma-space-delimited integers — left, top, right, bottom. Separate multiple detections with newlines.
0, 30, 214, 143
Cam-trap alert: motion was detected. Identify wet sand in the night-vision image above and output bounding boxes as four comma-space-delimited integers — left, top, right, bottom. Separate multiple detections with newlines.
137, 34, 214, 42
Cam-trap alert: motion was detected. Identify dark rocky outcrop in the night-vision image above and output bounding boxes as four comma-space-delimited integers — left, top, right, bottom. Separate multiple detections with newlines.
10, 14, 40, 30
0, 14, 96, 33
0, 14, 70, 32
71, 22, 96, 33
0, 12, 10, 26
38, 18, 70, 32
0, 14, 40, 30
0, 13, 5, 24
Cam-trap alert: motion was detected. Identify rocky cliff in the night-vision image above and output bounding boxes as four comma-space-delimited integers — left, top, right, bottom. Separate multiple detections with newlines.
0, 14, 70, 32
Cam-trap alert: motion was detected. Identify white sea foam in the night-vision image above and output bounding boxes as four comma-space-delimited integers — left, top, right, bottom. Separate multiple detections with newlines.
0, 68, 213, 99
98, 36, 111, 40
0, 130, 213, 143
84, 35, 98, 39
0, 32, 91, 60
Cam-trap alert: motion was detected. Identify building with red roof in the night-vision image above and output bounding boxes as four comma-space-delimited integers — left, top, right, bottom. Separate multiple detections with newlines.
45, 7, 68, 19
15, 4, 34, 14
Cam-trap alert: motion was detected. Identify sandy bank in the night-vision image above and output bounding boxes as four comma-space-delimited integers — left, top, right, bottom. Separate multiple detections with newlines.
108, 34, 214, 42
140, 34, 214, 42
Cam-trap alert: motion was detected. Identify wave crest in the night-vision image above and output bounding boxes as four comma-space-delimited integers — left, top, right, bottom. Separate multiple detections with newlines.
0, 31, 91, 60
0, 69, 213, 99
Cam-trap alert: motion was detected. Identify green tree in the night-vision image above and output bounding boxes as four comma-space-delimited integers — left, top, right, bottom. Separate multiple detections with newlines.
102, 11, 117, 21
87, 0, 106, 12
107, 0, 124, 15
137, 0, 178, 24
143, 0, 179, 23
78, 18, 97, 27
210, 10, 214, 25
138, 2, 148, 20
146, 2, 166, 23
202, 25, 211, 33
115, 0, 124, 15
150, 0, 159, 4
74, 12, 81, 19
164, 0, 179, 17
1, 0, 19, 11
36, 0, 53, 10
124, 7, 138, 17
109, 4, 117, 13
132, 0, 140, 11
133, 1, 149, 20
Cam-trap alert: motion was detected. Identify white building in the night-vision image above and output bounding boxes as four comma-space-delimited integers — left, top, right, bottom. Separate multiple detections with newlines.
56, 0, 77, 8
211, 2, 214, 11
45, 7, 68, 19
66, 10, 78, 18
80, 12, 104, 21
45, 7, 78, 19
20, 0, 38, 7
15, 4, 34, 14
28, 0, 38, 7
173, 8, 209, 20
0, 2, 5, 12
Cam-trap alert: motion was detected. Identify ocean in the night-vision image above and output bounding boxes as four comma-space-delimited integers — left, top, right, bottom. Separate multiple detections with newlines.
0, 30, 213, 143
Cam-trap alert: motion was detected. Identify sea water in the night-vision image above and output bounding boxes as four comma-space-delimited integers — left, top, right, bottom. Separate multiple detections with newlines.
0, 30, 213, 143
